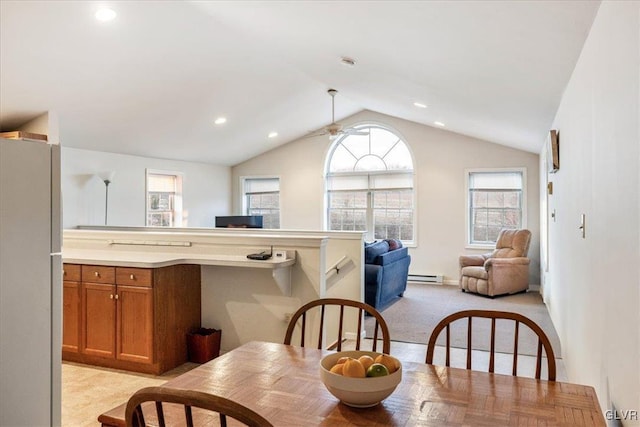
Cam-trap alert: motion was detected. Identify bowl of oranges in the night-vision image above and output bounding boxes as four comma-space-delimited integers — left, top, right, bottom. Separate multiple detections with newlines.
319, 350, 402, 408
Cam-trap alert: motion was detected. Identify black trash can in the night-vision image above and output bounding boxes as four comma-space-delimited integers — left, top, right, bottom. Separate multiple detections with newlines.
187, 328, 221, 363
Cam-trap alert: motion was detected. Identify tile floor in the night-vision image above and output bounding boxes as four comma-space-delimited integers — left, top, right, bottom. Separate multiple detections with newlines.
62, 340, 566, 426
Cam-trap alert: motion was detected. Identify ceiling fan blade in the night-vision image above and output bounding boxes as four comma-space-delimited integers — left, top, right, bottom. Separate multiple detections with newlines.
344, 129, 369, 136
303, 129, 329, 139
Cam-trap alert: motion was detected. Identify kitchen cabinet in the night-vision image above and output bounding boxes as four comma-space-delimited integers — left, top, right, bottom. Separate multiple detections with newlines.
62, 264, 81, 353
63, 263, 200, 374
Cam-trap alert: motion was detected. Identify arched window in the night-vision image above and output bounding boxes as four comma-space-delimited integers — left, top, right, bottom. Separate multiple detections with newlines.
325, 124, 415, 243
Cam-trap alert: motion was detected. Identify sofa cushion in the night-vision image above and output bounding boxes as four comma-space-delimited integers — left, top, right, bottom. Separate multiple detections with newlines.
385, 239, 403, 251
364, 240, 389, 264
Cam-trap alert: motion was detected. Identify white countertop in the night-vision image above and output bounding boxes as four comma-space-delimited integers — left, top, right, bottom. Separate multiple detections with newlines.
62, 248, 296, 269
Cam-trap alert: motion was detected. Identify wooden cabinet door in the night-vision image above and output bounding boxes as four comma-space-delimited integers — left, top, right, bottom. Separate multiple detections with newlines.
116, 285, 153, 364
62, 280, 80, 353
81, 282, 116, 358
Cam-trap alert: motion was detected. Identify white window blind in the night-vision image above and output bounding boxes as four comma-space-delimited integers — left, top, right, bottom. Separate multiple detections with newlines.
469, 171, 522, 190
148, 174, 177, 192
244, 178, 279, 194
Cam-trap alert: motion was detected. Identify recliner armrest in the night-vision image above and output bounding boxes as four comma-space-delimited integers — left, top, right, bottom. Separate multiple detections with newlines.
484, 257, 530, 268
459, 254, 486, 268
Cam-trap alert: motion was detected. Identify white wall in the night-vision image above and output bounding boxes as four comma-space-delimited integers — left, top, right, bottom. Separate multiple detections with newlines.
61, 147, 231, 228
232, 110, 540, 285
543, 1, 639, 418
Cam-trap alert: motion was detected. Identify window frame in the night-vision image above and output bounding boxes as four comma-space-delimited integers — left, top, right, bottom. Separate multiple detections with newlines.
240, 176, 281, 229
324, 123, 416, 245
465, 167, 527, 249
145, 169, 183, 227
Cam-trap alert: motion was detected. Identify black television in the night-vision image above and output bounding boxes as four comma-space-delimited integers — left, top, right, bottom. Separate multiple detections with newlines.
215, 215, 263, 228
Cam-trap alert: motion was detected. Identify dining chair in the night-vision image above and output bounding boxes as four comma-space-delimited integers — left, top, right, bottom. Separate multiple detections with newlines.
284, 298, 391, 354
425, 309, 556, 380
125, 386, 274, 427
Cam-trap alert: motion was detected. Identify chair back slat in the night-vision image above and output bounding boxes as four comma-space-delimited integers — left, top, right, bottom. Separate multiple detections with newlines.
336, 306, 345, 351
185, 405, 193, 427
300, 313, 306, 348
425, 309, 556, 381
512, 321, 520, 376
372, 320, 379, 352
283, 298, 391, 354
466, 317, 472, 370
445, 325, 451, 366
489, 318, 496, 374
125, 386, 274, 427
355, 308, 363, 350
318, 306, 326, 349
155, 402, 165, 427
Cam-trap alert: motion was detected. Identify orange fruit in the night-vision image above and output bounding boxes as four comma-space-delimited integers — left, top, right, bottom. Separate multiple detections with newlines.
336, 356, 350, 365
342, 358, 366, 378
374, 354, 399, 373
358, 355, 375, 371
330, 363, 344, 375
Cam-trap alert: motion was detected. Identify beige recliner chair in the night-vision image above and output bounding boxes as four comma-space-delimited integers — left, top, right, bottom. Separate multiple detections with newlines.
459, 229, 531, 297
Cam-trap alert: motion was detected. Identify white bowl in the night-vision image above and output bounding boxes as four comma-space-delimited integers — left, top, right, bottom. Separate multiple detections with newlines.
319, 350, 402, 408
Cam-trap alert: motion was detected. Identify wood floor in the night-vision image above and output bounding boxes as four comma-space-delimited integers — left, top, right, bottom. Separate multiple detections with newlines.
62, 341, 566, 426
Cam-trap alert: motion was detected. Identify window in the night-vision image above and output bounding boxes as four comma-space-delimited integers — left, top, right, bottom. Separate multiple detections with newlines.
146, 170, 183, 227
243, 177, 280, 229
326, 124, 415, 243
467, 169, 525, 245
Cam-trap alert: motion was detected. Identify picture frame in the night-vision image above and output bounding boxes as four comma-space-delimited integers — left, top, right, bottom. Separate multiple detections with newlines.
548, 129, 559, 173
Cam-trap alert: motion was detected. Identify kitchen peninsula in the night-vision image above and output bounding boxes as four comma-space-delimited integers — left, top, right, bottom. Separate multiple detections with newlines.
62, 227, 364, 373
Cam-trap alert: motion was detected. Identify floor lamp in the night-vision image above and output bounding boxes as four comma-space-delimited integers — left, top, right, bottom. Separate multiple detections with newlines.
99, 172, 115, 225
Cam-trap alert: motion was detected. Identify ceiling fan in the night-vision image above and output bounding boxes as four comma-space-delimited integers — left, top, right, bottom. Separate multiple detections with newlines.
306, 89, 369, 140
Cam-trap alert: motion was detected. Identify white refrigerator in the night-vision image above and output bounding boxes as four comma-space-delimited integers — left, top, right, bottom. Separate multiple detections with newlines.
0, 136, 62, 426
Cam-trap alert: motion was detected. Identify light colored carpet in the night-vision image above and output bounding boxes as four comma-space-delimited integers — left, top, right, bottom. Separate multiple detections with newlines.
365, 283, 562, 357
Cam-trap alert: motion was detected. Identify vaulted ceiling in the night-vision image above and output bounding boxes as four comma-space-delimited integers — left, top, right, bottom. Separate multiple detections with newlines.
0, 1, 599, 166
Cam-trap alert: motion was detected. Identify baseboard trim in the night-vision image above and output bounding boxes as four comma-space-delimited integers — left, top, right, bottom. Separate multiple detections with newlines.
409, 280, 541, 293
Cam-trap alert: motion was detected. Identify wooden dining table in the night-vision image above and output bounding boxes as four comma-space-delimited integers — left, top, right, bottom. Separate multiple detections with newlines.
98, 340, 605, 426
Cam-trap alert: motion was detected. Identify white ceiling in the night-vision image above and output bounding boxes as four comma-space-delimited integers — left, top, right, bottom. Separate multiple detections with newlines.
0, 1, 599, 166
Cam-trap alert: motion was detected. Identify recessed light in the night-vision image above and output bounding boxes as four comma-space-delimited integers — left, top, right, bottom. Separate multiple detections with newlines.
268, 132, 278, 138
340, 56, 356, 67
95, 7, 116, 22
214, 117, 227, 125
434, 121, 445, 127
413, 102, 427, 109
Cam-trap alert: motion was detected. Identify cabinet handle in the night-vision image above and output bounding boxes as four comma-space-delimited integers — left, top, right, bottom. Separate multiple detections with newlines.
115, 294, 119, 300
110, 294, 114, 299
130, 274, 135, 280
94, 271, 100, 277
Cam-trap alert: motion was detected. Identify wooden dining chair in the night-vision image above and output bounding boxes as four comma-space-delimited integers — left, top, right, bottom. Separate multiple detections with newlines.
125, 386, 274, 427
284, 298, 391, 354
425, 309, 556, 380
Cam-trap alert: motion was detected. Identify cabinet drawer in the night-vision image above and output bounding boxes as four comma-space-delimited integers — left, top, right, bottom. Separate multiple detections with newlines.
81, 265, 115, 284
116, 267, 153, 287
63, 264, 81, 282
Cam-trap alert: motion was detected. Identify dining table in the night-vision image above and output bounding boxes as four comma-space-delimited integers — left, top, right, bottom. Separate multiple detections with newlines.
98, 340, 605, 426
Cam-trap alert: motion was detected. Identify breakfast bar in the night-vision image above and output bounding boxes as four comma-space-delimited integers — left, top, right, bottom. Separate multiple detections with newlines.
62, 228, 366, 373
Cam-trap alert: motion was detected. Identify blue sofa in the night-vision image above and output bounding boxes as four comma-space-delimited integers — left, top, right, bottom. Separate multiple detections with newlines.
364, 239, 411, 311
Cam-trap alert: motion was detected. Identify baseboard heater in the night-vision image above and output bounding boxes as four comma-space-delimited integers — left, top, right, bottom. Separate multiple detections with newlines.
408, 274, 443, 284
